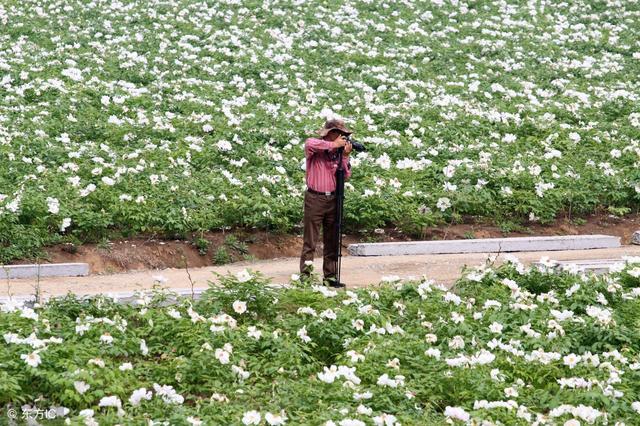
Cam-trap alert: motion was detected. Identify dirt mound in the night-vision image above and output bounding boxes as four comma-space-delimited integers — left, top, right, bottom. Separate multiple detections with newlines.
8, 212, 639, 275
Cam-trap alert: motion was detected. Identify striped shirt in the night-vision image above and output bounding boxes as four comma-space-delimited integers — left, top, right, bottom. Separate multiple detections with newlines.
304, 138, 351, 192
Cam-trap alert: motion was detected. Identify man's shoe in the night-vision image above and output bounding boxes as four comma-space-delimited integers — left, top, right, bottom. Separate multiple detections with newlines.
324, 277, 346, 288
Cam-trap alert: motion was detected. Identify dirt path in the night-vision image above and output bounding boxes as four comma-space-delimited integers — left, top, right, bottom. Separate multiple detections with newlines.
4, 246, 640, 300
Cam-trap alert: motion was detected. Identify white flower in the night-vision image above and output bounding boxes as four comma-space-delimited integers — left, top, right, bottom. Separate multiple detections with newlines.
101, 176, 115, 186
297, 326, 311, 343
21, 351, 41, 368
62, 67, 83, 81
490, 369, 505, 382
353, 391, 373, 400
489, 322, 503, 334
436, 197, 451, 211
119, 362, 133, 371
242, 410, 261, 425
338, 419, 365, 426
129, 387, 152, 406
425, 333, 437, 343
504, 386, 519, 397
217, 140, 233, 151
236, 269, 252, 282
88, 358, 105, 368
98, 395, 122, 408
373, 413, 398, 426
449, 335, 466, 351
247, 326, 262, 340
443, 165, 456, 178
79, 409, 95, 418
233, 300, 247, 314
568, 132, 581, 143
265, 410, 288, 425
352, 319, 364, 331
215, 347, 231, 364
153, 383, 184, 404
632, 401, 640, 413
346, 350, 365, 363
320, 309, 337, 320
451, 312, 464, 324
167, 308, 181, 319
187, 417, 203, 426
376, 373, 404, 388
444, 406, 470, 422
46, 197, 60, 214
140, 339, 149, 356
60, 217, 72, 232
563, 354, 582, 369
357, 405, 373, 416
100, 332, 114, 344
318, 365, 338, 383
502, 133, 517, 143
425, 348, 441, 359
74, 381, 90, 394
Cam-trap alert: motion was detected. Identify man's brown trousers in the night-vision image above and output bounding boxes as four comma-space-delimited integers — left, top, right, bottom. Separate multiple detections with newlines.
299, 190, 338, 282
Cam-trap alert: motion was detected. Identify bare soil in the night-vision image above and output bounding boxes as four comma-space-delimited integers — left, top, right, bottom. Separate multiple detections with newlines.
8, 212, 640, 275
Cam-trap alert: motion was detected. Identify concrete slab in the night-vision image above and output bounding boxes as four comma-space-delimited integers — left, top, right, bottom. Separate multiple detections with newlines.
532, 258, 626, 275
0, 263, 90, 280
0, 283, 290, 307
347, 235, 620, 256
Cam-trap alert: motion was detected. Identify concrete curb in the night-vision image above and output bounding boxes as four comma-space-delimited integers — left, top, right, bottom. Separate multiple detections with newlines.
532, 258, 626, 275
348, 235, 621, 256
0, 263, 90, 280
0, 283, 291, 307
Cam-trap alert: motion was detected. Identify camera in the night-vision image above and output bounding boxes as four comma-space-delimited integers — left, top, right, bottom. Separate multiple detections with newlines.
345, 134, 366, 152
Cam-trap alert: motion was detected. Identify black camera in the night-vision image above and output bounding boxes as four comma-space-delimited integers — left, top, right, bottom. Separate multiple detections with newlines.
345, 134, 366, 152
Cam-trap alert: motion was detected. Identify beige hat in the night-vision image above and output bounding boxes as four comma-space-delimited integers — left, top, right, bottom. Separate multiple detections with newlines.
316, 118, 353, 137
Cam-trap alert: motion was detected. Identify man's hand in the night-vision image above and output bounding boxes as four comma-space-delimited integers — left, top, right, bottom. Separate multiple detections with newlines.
344, 141, 353, 156
331, 136, 347, 150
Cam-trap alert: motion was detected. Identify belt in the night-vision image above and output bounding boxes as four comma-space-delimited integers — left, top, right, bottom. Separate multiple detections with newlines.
307, 188, 335, 196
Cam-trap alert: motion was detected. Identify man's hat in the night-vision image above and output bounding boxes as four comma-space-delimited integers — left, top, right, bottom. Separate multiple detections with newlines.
316, 118, 353, 137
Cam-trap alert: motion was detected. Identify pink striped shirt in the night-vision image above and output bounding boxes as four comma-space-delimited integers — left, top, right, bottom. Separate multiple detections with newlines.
304, 138, 351, 192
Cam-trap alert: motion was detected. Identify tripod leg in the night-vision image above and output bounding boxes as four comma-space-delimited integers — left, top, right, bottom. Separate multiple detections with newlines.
322, 198, 338, 281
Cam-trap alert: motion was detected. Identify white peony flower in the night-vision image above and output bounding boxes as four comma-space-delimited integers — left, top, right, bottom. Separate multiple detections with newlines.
444, 406, 470, 422
436, 197, 451, 211
236, 269, 252, 282
60, 217, 72, 232
242, 410, 261, 425
265, 410, 288, 425
98, 395, 122, 408
74, 381, 90, 394
21, 351, 42, 368
233, 300, 247, 314
129, 387, 152, 406
46, 197, 60, 214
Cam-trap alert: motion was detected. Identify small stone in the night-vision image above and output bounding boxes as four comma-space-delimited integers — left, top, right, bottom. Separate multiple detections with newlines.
631, 231, 640, 245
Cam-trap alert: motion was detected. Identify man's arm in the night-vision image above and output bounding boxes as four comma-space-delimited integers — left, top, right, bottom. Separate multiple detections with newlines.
305, 138, 335, 157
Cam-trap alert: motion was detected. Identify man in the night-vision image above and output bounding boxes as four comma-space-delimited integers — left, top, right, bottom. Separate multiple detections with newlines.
299, 118, 353, 288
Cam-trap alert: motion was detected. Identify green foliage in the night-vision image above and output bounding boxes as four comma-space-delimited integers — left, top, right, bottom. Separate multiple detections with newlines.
2, 262, 640, 424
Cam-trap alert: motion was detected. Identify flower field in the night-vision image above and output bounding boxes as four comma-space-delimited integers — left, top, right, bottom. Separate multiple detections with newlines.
2, 257, 640, 425
1, 0, 640, 261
